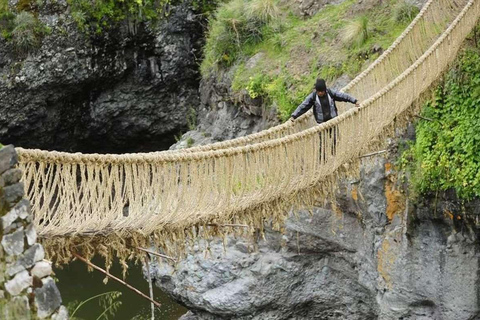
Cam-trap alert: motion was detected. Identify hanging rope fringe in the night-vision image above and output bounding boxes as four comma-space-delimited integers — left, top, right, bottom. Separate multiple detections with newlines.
15, 0, 480, 264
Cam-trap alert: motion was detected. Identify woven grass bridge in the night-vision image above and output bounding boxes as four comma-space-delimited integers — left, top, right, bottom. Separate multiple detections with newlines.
14, 0, 480, 262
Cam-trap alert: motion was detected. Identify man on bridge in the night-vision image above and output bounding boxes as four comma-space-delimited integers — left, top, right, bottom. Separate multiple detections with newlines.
289, 78, 359, 123
290, 78, 360, 157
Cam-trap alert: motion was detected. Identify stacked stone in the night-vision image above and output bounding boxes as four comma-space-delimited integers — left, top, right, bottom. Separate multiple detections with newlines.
0, 145, 68, 320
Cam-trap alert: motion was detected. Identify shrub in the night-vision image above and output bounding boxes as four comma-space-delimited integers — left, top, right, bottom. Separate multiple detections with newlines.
401, 48, 480, 199
342, 15, 369, 47
393, 0, 419, 23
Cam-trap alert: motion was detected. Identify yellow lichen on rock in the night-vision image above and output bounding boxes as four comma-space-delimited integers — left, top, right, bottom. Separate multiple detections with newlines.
385, 163, 405, 221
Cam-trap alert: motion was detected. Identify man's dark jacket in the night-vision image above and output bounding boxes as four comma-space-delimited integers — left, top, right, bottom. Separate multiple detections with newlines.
291, 89, 357, 123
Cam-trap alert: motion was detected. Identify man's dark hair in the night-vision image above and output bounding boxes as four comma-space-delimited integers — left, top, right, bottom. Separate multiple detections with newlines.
315, 78, 327, 92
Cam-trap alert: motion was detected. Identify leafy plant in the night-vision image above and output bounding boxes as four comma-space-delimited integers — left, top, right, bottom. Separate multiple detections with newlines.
400, 48, 480, 199
342, 15, 369, 47
68, 291, 122, 320
246, 73, 269, 99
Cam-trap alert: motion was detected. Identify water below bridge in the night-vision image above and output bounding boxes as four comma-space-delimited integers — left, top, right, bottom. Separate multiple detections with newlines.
55, 257, 187, 319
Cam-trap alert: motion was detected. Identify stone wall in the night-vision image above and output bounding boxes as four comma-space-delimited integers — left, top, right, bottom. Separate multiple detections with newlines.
0, 145, 67, 319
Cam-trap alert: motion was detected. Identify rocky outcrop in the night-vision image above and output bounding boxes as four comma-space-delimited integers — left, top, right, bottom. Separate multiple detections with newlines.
150, 153, 480, 319
0, 145, 66, 319
170, 66, 280, 150
0, 0, 203, 153
170, 65, 353, 150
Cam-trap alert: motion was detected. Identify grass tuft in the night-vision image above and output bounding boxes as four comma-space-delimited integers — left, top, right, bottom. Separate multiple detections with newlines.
247, 0, 280, 23
201, 0, 281, 73
11, 11, 47, 55
342, 15, 369, 47
393, 0, 420, 23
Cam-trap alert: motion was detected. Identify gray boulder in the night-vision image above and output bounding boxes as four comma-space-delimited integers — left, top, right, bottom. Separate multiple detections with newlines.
34, 277, 63, 319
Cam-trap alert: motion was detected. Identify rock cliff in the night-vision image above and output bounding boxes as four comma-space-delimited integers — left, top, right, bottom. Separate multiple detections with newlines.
0, 0, 203, 153
151, 153, 480, 319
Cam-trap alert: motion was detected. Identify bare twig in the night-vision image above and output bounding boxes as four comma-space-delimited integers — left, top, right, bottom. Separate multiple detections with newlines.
359, 150, 388, 159
207, 223, 249, 228
136, 247, 177, 263
72, 253, 162, 309
145, 257, 155, 320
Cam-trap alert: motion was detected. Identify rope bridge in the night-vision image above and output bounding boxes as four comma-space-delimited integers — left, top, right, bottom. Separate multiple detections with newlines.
14, 0, 480, 260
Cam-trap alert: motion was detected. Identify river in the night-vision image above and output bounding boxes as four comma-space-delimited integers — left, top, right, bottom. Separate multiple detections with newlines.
55, 257, 188, 319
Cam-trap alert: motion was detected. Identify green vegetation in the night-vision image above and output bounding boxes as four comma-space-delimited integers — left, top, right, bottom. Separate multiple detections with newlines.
393, 0, 420, 23
0, 0, 7, 12
11, 11, 49, 54
400, 47, 480, 200
68, 291, 122, 320
0, 0, 50, 54
187, 107, 197, 131
67, 0, 173, 33
0, 298, 33, 320
192, 0, 227, 18
200, 0, 280, 71
342, 15, 370, 48
186, 136, 195, 147
202, 0, 418, 120
0, 1, 16, 40
68, 0, 225, 33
